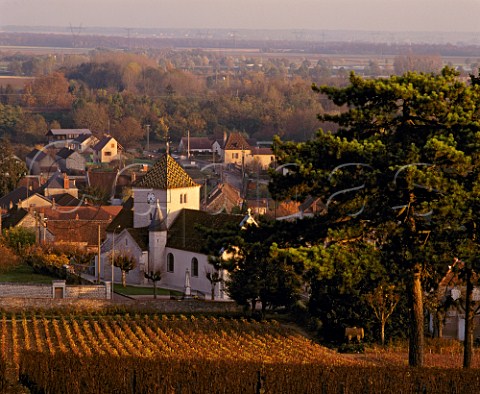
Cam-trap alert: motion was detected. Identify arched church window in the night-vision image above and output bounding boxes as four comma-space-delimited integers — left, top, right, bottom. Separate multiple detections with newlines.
191, 257, 198, 277
167, 253, 174, 272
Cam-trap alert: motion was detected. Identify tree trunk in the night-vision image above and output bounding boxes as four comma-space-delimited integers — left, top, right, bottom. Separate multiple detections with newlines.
211, 285, 215, 301
153, 281, 157, 299
408, 269, 424, 367
463, 268, 474, 369
436, 310, 444, 338
122, 270, 127, 287
380, 321, 385, 346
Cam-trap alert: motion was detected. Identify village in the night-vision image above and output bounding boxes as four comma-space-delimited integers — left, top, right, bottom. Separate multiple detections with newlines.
0, 128, 306, 300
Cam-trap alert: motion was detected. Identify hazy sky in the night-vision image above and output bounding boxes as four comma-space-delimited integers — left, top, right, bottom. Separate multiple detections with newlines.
2, 0, 480, 32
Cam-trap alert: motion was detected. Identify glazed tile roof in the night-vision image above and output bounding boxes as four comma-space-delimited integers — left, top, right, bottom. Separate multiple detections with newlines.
133, 154, 199, 190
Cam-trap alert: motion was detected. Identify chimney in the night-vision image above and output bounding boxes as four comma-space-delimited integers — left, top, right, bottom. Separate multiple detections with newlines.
223, 131, 227, 146
131, 172, 136, 182
63, 173, 69, 189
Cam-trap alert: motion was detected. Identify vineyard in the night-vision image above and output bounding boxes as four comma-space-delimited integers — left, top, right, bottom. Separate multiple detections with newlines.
0, 313, 477, 393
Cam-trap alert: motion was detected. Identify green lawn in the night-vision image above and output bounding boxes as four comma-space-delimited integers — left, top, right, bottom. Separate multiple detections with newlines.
113, 284, 182, 297
0, 264, 184, 297
0, 264, 56, 284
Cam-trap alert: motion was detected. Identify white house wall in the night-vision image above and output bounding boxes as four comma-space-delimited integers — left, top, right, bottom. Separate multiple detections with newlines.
133, 189, 168, 228
99, 231, 148, 285
133, 187, 200, 228
162, 247, 227, 299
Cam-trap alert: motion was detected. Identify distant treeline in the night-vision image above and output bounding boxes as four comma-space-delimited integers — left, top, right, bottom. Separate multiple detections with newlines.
2, 32, 480, 57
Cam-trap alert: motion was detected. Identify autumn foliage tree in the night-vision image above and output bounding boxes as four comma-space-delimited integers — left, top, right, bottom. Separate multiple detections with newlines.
364, 282, 400, 346
112, 252, 137, 287
23, 72, 73, 109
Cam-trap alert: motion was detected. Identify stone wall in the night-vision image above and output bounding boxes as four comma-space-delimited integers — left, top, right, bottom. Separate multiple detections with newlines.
0, 297, 241, 314
0, 281, 110, 300
0, 283, 52, 298
65, 285, 110, 299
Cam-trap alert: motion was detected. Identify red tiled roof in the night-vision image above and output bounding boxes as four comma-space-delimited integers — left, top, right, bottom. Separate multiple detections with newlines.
37, 206, 122, 221
224, 133, 251, 150
250, 147, 273, 155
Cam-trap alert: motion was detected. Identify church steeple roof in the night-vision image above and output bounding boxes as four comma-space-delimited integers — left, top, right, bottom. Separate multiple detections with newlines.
133, 154, 198, 190
149, 200, 167, 232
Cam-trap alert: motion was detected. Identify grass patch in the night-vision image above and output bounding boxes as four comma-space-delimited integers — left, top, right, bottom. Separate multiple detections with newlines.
0, 264, 56, 284
113, 284, 182, 297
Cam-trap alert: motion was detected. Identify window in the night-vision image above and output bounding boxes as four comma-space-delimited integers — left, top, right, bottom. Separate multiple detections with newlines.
105, 151, 112, 156
111, 143, 115, 148
183, 193, 187, 203
180, 194, 183, 204
167, 253, 174, 272
191, 257, 198, 277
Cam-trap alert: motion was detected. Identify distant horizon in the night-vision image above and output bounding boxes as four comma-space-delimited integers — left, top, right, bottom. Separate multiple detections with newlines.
2, 0, 480, 34
3, 24, 480, 35
2, 24, 480, 47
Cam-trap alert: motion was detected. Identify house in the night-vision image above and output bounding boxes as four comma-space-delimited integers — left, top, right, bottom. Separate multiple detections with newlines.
55, 148, 86, 174
276, 197, 326, 221
17, 175, 43, 193
1, 208, 53, 243
211, 139, 224, 157
2, 205, 122, 249
26, 148, 58, 176
0, 186, 52, 212
48, 193, 85, 207
87, 170, 119, 201
39, 205, 122, 250
178, 137, 214, 155
223, 132, 251, 167
39, 172, 79, 199
247, 147, 275, 169
433, 259, 480, 340
204, 183, 242, 214
68, 134, 99, 154
46, 129, 92, 144
223, 133, 275, 170
98, 153, 250, 298
93, 136, 122, 164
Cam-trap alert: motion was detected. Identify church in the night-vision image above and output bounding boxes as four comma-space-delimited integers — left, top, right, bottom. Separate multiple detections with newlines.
97, 154, 251, 299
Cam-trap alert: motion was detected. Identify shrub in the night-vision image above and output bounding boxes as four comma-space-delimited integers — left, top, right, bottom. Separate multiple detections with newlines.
0, 244, 21, 274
